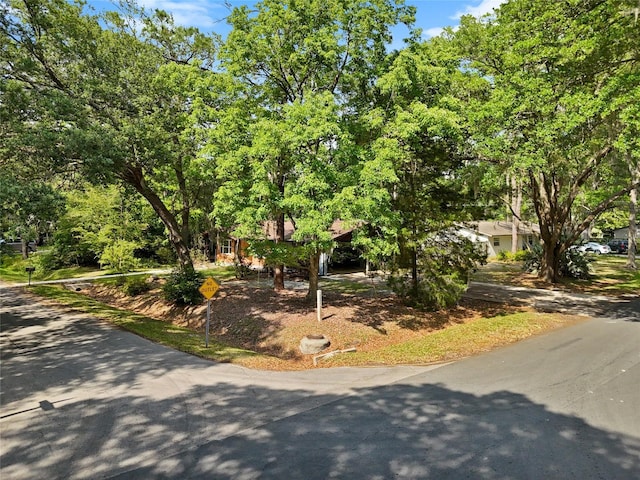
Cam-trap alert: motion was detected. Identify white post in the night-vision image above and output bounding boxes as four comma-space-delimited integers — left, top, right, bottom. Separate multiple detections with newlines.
316, 289, 322, 322
205, 299, 211, 347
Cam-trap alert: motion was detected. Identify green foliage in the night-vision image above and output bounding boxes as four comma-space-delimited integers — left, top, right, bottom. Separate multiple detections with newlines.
388, 273, 468, 311
99, 240, 139, 273
0, 243, 16, 263
1, 1, 220, 273
496, 251, 510, 261
388, 233, 487, 310
496, 250, 529, 262
523, 244, 592, 280
41, 185, 160, 270
210, 0, 416, 293
121, 276, 152, 296
0, 174, 65, 253
248, 241, 309, 269
455, 0, 638, 281
0, 250, 25, 281
162, 270, 204, 305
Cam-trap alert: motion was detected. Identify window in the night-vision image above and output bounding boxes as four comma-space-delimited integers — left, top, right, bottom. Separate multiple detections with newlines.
493, 238, 500, 247
220, 239, 233, 255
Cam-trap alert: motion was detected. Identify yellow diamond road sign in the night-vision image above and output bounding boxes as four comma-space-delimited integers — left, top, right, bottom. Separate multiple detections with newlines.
199, 277, 220, 299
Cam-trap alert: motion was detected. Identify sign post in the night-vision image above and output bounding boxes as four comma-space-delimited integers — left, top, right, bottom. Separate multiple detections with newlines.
199, 277, 220, 348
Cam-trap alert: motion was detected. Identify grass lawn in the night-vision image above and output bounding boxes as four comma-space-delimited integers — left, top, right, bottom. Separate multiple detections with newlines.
472, 254, 639, 296
0, 252, 105, 283
584, 255, 640, 294
0, 249, 239, 285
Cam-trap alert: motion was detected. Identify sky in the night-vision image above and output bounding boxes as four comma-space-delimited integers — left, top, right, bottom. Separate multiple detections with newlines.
87, 0, 507, 45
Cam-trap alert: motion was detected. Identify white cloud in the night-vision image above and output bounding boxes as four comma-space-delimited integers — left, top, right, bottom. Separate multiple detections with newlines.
423, 27, 444, 38
451, 0, 507, 20
137, 0, 226, 28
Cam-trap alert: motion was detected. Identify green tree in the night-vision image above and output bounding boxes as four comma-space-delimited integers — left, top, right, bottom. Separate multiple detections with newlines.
46, 184, 153, 268
343, 39, 486, 308
211, 0, 415, 297
0, 174, 65, 258
456, 0, 639, 282
1, 0, 218, 274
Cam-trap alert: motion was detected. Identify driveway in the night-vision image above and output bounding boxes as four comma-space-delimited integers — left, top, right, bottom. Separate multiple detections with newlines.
1, 286, 639, 479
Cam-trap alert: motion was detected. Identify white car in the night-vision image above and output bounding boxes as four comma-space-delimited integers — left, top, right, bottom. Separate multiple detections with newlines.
578, 242, 611, 254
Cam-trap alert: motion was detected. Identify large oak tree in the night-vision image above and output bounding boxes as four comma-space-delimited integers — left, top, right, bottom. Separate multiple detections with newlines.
456, 0, 640, 282
1, 0, 218, 273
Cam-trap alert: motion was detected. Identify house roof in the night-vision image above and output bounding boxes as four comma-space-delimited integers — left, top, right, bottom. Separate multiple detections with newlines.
469, 221, 540, 237
612, 224, 639, 238
262, 219, 358, 242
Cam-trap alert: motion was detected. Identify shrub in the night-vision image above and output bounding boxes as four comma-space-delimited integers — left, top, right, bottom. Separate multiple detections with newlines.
387, 233, 487, 311
0, 246, 19, 267
496, 250, 529, 262
513, 250, 529, 262
99, 240, 139, 273
162, 270, 204, 305
523, 244, 592, 279
496, 250, 511, 261
388, 273, 468, 311
121, 276, 152, 296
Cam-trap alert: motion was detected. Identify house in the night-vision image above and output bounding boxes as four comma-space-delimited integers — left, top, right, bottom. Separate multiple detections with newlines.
611, 224, 639, 240
214, 220, 359, 275
458, 220, 540, 258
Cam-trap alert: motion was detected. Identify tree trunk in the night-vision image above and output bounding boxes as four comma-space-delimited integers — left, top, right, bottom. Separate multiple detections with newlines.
510, 175, 522, 253
175, 163, 191, 248
21, 238, 29, 260
530, 170, 563, 283
307, 249, 320, 300
411, 246, 418, 292
539, 238, 560, 283
122, 165, 194, 274
273, 212, 285, 290
626, 160, 638, 270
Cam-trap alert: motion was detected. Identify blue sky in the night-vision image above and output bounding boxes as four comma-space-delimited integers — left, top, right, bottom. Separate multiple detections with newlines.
87, 0, 506, 43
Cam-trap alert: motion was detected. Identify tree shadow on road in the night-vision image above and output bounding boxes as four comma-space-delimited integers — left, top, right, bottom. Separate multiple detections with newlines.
2, 380, 639, 479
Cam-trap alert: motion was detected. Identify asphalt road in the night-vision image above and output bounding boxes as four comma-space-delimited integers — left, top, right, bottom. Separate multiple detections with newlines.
1, 286, 639, 479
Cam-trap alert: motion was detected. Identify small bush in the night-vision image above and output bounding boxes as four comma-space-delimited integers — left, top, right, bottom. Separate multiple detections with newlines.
523, 244, 592, 279
388, 273, 467, 311
496, 250, 511, 261
562, 248, 593, 279
513, 250, 529, 262
162, 270, 204, 305
121, 276, 152, 296
496, 250, 529, 262
100, 240, 139, 273
0, 247, 19, 267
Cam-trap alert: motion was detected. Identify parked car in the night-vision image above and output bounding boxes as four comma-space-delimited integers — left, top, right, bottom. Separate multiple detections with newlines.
608, 239, 629, 254
578, 241, 611, 254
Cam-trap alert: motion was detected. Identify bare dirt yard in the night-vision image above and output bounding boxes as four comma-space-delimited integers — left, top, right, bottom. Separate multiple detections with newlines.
80, 276, 529, 370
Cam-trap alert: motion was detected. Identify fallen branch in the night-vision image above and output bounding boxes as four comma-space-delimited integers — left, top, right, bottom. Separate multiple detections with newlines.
313, 347, 357, 366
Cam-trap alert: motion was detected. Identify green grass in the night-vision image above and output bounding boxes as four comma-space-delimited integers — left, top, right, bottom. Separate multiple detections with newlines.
197, 266, 237, 282
0, 249, 240, 285
0, 250, 115, 283
473, 255, 639, 295
30, 285, 259, 363
585, 255, 640, 294
324, 311, 578, 367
